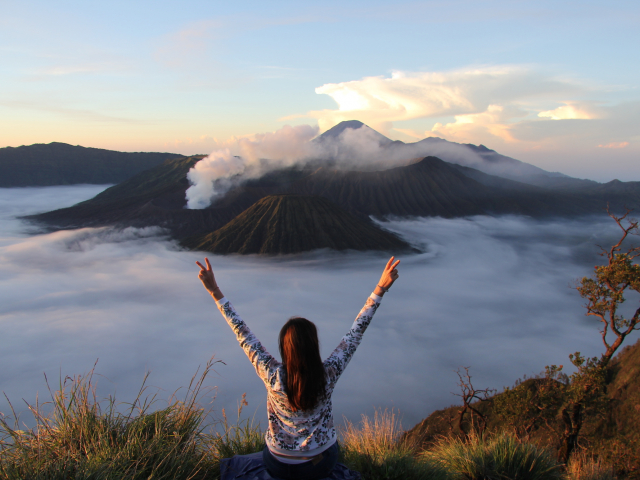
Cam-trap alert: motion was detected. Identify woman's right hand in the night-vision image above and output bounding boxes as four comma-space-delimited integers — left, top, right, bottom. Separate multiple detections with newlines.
375, 256, 400, 295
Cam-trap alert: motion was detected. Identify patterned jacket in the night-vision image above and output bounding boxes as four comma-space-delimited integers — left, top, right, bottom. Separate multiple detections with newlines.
215, 293, 382, 457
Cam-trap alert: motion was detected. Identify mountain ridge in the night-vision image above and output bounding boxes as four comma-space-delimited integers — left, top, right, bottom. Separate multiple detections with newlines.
0, 142, 184, 187
29, 153, 640, 242
22, 121, 640, 254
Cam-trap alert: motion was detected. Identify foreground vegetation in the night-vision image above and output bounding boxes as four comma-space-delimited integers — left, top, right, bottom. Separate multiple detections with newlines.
0, 368, 624, 479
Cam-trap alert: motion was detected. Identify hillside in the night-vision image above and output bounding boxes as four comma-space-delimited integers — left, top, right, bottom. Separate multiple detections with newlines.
181, 194, 412, 254
404, 337, 640, 475
0, 142, 184, 187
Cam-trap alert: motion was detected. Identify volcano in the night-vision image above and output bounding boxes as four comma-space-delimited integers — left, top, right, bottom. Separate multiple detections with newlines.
181, 194, 412, 255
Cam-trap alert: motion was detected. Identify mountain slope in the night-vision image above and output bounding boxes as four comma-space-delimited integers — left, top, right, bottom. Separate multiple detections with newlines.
0, 142, 184, 187
316, 120, 593, 188
181, 194, 412, 254
29, 156, 250, 236
30, 154, 637, 242
242, 156, 603, 218
315, 120, 394, 146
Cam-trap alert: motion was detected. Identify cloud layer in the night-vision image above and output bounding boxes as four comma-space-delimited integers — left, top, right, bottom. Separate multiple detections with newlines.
2, 186, 637, 431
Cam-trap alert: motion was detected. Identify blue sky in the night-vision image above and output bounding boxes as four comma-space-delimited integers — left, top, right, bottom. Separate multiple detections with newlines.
1, 0, 638, 181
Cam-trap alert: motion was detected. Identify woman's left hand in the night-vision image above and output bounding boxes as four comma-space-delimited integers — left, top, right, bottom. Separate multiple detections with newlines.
196, 257, 223, 299
375, 256, 400, 296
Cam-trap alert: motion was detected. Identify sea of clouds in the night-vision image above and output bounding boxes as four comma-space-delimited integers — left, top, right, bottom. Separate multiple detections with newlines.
1, 185, 637, 431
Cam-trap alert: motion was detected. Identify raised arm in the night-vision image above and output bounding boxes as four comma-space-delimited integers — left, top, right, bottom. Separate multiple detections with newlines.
324, 256, 400, 385
196, 257, 278, 384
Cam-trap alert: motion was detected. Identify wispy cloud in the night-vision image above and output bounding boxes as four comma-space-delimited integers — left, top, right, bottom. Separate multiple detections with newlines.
597, 141, 630, 149
154, 19, 222, 69
0, 100, 144, 124
41, 61, 128, 77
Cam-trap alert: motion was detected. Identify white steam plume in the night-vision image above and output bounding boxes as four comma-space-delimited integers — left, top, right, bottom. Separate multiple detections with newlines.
186, 123, 417, 209
185, 125, 318, 209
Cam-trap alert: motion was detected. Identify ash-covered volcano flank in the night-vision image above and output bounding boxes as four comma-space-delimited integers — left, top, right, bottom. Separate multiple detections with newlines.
181, 194, 413, 255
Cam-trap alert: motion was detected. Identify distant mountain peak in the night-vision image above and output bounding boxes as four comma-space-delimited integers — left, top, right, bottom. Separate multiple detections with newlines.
329, 119, 365, 130
316, 120, 393, 146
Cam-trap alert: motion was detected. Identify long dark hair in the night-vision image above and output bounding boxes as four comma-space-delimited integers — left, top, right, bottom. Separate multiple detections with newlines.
278, 317, 327, 411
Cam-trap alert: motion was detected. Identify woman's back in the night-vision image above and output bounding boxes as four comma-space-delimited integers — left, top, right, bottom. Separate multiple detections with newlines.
213, 293, 382, 455
196, 256, 400, 478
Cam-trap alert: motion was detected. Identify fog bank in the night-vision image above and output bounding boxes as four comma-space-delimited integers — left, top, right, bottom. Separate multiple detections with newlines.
1, 186, 636, 431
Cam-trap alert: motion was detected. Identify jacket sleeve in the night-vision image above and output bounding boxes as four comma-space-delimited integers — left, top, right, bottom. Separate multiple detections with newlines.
215, 297, 279, 385
323, 293, 382, 386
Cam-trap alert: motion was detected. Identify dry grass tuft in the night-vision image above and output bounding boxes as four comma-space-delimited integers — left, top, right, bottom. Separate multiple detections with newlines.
423, 431, 562, 480
566, 452, 616, 480
340, 409, 449, 480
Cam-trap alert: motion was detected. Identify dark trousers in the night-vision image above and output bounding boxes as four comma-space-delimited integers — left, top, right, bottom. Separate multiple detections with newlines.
262, 443, 339, 480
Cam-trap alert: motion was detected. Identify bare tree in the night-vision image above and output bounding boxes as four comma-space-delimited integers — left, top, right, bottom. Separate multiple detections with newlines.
453, 367, 495, 439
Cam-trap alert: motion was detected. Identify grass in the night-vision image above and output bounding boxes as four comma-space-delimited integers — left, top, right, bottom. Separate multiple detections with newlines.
0, 360, 225, 479
0, 367, 622, 480
566, 452, 616, 480
339, 409, 450, 480
205, 393, 265, 461
423, 431, 563, 480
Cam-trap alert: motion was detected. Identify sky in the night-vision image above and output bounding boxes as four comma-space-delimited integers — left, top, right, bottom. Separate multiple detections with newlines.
1, 0, 639, 181
1, 185, 637, 430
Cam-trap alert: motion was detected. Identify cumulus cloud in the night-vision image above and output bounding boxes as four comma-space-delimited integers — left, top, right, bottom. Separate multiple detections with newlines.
2, 186, 636, 430
301, 67, 639, 169
307, 67, 581, 133
538, 103, 595, 120
430, 104, 527, 144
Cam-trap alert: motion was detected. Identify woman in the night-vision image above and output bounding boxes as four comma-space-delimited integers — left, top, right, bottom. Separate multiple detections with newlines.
196, 256, 400, 480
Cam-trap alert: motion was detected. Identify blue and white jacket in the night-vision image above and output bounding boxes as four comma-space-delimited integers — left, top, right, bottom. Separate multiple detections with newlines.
214, 293, 382, 458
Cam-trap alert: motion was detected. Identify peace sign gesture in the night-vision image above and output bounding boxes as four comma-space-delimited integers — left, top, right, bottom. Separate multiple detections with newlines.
375, 256, 400, 296
196, 257, 224, 300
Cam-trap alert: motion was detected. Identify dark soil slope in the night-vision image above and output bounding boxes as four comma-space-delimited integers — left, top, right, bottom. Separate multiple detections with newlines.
181, 194, 412, 254
284, 157, 600, 217
0, 142, 184, 187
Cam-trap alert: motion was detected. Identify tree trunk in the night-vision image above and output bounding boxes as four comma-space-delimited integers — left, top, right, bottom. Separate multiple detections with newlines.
559, 403, 582, 463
